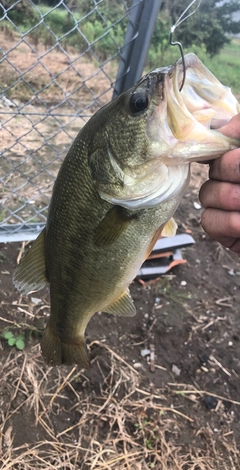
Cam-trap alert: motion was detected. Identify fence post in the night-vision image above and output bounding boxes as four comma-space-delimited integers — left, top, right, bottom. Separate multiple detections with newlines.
113, 0, 162, 98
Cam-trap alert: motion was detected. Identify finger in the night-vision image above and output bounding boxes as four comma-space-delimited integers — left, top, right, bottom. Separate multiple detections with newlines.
213, 237, 240, 253
229, 238, 240, 254
208, 148, 240, 183
215, 237, 240, 253
201, 208, 240, 242
218, 114, 240, 139
199, 180, 240, 210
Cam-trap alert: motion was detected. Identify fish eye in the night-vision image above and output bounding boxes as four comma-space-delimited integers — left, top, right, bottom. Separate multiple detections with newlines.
129, 92, 149, 114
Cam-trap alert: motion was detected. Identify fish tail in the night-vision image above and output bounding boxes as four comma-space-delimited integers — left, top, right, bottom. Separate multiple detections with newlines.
41, 322, 90, 368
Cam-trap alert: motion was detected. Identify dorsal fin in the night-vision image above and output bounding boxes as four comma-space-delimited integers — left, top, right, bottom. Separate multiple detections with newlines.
13, 228, 47, 295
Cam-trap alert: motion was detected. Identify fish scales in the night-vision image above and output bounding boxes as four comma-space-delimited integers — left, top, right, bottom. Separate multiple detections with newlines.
13, 54, 240, 367
46, 124, 183, 345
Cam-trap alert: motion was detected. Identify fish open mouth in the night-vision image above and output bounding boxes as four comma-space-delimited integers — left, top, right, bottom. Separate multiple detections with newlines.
96, 53, 239, 210
172, 53, 239, 132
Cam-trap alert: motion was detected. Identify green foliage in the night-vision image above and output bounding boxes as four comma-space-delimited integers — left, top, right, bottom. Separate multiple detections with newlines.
161, 0, 240, 57
134, 414, 158, 452
153, 277, 192, 305
87, 20, 125, 60
3, 330, 25, 350
1, 1, 240, 88
0, 209, 6, 223
38, 5, 77, 36
3, 3, 126, 59
76, 0, 127, 23
198, 39, 240, 89
146, 438, 153, 450
0, 0, 40, 31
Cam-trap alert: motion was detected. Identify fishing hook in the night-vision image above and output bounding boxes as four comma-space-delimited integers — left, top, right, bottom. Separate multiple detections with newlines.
169, 30, 186, 92
170, 0, 202, 92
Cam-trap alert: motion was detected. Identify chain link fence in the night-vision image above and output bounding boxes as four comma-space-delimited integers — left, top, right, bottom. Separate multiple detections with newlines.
0, 0, 162, 242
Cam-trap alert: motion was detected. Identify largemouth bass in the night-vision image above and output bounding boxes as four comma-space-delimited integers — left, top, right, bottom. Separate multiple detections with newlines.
13, 54, 240, 367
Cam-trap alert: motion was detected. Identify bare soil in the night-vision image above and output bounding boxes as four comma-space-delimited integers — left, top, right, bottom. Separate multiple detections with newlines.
0, 30, 115, 225
1, 164, 240, 469
1, 32, 240, 470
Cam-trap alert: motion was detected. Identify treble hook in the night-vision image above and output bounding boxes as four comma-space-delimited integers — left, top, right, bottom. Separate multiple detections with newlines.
169, 0, 202, 92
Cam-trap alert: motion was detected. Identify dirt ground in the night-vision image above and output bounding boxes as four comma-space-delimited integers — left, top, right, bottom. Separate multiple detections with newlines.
1, 31, 240, 470
0, 30, 116, 226
1, 163, 240, 469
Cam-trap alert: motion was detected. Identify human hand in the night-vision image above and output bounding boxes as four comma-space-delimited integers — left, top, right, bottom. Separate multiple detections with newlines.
199, 114, 240, 257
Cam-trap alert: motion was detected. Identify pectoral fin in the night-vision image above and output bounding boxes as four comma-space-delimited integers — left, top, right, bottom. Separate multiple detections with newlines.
13, 228, 48, 295
161, 217, 177, 237
104, 289, 136, 317
94, 206, 137, 246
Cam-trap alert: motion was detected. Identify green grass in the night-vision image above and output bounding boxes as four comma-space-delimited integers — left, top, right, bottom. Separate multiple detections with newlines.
147, 38, 240, 98
1, 3, 125, 59
1, 1, 240, 97
0, 209, 6, 223
202, 38, 240, 96
37, 5, 81, 36
153, 278, 192, 305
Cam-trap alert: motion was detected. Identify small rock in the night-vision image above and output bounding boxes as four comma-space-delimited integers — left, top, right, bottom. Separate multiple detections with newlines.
141, 349, 150, 357
31, 297, 42, 305
0, 96, 16, 108
133, 362, 142, 369
172, 364, 181, 376
189, 394, 197, 401
198, 352, 209, 366
203, 395, 218, 410
180, 280, 187, 286
193, 201, 202, 209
